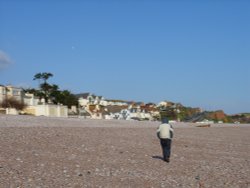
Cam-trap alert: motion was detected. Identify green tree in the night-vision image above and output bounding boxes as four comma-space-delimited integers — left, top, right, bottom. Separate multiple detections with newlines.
33, 72, 53, 103
49, 84, 61, 103
30, 72, 78, 108
33, 72, 53, 84
55, 90, 78, 108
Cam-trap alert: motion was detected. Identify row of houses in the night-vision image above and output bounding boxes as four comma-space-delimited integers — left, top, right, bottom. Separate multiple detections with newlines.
0, 85, 68, 117
76, 93, 159, 120
1, 85, 183, 120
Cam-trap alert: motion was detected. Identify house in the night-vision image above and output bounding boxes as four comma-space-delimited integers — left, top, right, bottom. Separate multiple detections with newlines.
0, 85, 68, 117
0, 85, 25, 115
140, 104, 155, 120
104, 102, 155, 121
75, 93, 163, 121
106, 99, 129, 106
76, 93, 93, 107
157, 101, 175, 109
76, 93, 155, 120
76, 93, 106, 107
0, 85, 24, 103
87, 104, 111, 119
105, 105, 128, 119
127, 103, 155, 121
76, 93, 110, 119
23, 93, 40, 106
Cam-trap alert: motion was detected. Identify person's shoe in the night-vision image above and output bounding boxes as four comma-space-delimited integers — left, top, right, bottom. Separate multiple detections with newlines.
165, 158, 170, 163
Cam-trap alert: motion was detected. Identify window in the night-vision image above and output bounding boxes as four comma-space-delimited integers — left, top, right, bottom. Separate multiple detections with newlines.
12, 90, 20, 96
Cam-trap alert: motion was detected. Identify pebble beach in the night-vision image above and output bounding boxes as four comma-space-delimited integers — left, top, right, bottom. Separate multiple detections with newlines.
0, 115, 249, 187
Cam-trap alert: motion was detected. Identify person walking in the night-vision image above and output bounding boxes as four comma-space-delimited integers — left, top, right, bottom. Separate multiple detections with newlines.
157, 117, 174, 162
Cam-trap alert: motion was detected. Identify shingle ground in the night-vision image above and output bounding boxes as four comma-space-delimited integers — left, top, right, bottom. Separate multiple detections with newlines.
0, 115, 249, 187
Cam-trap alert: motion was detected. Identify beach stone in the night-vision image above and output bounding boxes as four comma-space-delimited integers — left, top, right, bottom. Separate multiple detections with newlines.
0, 115, 249, 187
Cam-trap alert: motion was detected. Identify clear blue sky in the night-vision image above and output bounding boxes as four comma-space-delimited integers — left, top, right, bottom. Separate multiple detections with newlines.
0, 0, 249, 114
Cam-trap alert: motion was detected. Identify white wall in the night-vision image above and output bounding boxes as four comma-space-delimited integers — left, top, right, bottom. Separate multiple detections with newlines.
6, 108, 18, 115
35, 105, 68, 117
23, 93, 39, 106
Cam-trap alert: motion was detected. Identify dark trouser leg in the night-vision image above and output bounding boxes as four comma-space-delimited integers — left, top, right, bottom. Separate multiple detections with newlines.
160, 139, 172, 161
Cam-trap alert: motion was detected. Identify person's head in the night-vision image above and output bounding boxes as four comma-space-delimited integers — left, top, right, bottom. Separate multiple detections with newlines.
161, 117, 169, 124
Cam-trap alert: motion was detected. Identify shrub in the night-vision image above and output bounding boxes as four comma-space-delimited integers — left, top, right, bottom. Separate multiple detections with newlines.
0, 97, 27, 110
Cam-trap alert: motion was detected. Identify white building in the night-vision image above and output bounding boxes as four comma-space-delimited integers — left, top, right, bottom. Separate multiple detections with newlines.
0, 85, 68, 117
0, 85, 24, 103
77, 93, 106, 107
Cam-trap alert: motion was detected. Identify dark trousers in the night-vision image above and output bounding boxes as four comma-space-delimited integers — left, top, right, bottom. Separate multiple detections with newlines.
160, 138, 172, 160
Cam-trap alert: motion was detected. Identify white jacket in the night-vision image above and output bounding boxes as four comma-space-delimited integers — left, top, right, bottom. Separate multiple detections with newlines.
157, 123, 174, 139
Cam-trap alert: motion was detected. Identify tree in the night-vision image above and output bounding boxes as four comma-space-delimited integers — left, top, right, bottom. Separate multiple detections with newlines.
54, 90, 78, 108
49, 84, 60, 103
30, 72, 78, 107
33, 72, 53, 103
62, 90, 78, 108
33, 72, 53, 84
